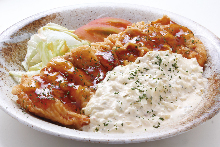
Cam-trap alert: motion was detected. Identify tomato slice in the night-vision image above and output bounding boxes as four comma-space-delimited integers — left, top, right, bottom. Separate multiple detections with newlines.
87, 17, 132, 29
74, 17, 132, 42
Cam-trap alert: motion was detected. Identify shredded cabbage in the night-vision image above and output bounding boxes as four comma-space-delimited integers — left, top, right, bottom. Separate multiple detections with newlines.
9, 23, 89, 82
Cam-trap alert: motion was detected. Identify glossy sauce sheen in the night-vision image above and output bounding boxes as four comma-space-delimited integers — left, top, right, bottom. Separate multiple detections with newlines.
120, 19, 194, 58
24, 56, 105, 111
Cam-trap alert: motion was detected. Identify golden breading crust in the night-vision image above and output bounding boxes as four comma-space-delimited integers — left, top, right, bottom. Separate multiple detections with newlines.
12, 16, 207, 129
12, 75, 91, 129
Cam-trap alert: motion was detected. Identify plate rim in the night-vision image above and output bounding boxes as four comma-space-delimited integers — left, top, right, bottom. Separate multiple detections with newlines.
0, 2, 220, 144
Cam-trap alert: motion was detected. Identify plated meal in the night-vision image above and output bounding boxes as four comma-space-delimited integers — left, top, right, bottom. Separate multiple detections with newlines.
11, 15, 207, 132
0, 3, 220, 143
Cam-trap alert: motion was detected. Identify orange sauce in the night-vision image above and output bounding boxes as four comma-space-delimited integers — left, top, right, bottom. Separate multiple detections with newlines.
122, 22, 193, 53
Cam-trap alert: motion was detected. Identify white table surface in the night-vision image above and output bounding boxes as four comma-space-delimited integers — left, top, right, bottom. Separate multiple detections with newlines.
0, 0, 220, 147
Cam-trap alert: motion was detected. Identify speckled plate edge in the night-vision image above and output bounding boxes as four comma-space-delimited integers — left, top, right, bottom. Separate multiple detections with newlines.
0, 2, 220, 144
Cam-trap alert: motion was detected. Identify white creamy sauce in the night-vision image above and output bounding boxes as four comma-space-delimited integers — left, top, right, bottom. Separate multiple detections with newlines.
82, 51, 207, 133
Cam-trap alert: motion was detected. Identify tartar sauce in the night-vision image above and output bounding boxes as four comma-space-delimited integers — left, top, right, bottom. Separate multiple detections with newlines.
82, 51, 207, 133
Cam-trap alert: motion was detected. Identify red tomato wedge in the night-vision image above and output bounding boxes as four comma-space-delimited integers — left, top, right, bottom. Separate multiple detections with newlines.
74, 17, 132, 43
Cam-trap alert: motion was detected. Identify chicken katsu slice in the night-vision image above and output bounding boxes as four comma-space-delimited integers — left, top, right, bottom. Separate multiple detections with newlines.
12, 54, 96, 128
176, 37, 206, 67
45, 56, 94, 86
12, 75, 91, 129
92, 41, 121, 70
64, 46, 108, 85
40, 58, 94, 108
86, 15, 206, 68
121, 15, 207, 67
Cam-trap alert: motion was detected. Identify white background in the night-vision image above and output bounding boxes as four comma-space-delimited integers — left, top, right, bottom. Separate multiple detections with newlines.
0, 0, 220, 147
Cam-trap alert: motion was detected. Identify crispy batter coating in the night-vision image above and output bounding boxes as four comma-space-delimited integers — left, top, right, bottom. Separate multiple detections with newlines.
12, 16, 207, 129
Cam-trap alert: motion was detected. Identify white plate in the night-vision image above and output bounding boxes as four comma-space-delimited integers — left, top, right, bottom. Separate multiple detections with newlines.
0, 3, 220, 144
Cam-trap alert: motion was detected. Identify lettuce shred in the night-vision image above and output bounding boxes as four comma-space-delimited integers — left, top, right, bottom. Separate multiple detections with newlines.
9, 23, 89, 82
